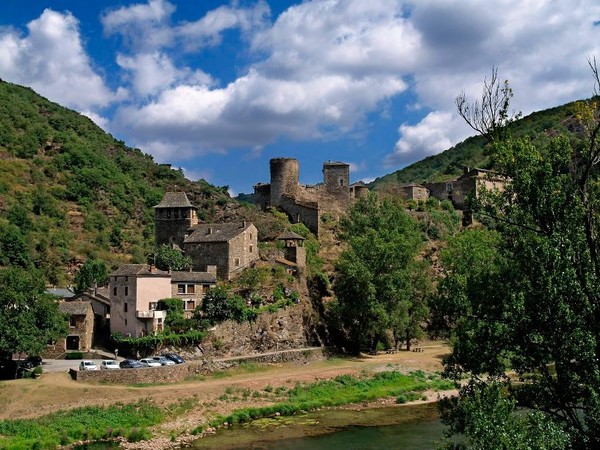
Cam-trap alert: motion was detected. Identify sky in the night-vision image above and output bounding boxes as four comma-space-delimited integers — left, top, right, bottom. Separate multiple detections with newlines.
1, 1, 600, 195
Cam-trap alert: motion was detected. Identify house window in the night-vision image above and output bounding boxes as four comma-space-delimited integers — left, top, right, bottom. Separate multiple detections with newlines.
124, 302, 128, 313
177, 284, 196, 294
186, 300, 195, 310
125, 286, 128, 296
113, 286, 117, 296
249, 245, 253, 253
234, 257, 240, 266
69, 317, 77, 328
124, 319, 127, 326
149, 302, 157, 310
339, 178, 344, 186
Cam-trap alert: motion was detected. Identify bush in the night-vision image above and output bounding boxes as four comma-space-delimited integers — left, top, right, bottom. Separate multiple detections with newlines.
65, 352, 83, 360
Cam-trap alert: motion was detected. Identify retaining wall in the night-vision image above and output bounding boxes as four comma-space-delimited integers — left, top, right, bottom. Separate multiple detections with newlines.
70, 347, 325, 383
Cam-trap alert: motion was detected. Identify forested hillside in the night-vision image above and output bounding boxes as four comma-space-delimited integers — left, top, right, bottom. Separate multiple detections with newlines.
0, 80, 233, 285
370, 99, 587, 189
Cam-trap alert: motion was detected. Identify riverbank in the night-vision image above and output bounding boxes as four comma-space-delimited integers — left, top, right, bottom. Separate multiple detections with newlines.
0, 341, 451, 449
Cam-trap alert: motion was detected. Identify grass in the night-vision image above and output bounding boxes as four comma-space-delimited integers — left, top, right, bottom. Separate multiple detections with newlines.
0, 395, 201, 449
200, 370, 455, 431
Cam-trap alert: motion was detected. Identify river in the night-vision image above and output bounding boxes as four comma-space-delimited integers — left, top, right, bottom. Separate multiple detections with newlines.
190, 403, 450, 449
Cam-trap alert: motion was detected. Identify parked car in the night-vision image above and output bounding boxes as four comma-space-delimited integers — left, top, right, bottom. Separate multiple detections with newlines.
79, 360, 98, 371
162, 353, 185, 364
139, 358, 161, 368
100, 360, 120, 370
151, 356, 175, 366
119, 359, 144, 369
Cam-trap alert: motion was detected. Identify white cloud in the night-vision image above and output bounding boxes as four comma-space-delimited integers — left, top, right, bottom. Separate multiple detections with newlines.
80, 110, 109, 130
386, 111, 471, 167
0, 9, 114, 110
101, 0, 175, 51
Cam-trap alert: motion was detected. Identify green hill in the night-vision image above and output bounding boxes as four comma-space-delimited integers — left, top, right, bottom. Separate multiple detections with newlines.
0, 80, 233, 285
370, 99, 587, 189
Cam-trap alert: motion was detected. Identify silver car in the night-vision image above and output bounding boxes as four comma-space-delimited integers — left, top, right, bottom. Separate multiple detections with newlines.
79, 360, 98, 371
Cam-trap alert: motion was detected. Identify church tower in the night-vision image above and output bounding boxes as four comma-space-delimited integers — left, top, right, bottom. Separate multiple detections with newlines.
154, 192, 198, 248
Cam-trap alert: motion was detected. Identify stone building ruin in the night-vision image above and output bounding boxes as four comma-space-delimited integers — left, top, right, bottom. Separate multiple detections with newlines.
254, 158, 368, 234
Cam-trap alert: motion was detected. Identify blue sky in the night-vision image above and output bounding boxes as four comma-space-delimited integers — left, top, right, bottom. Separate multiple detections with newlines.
1, 1, 600, 195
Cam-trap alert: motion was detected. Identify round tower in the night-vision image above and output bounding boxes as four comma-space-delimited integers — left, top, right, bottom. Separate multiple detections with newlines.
270, 158, 299, 206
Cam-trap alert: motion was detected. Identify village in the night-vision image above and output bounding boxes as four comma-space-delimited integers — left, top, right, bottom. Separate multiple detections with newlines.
42, 157, 504, 374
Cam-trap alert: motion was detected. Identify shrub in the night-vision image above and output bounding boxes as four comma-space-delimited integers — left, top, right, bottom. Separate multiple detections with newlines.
65, 352, 84, 360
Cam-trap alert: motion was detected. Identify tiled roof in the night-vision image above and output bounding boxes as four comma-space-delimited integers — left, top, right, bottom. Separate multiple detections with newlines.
277, 231, 306, 241
184, 222, 252, 243
110, 264, 170, 277
59, 301, 92, 316
171, 271, 216, 283
154, 192, 195, 208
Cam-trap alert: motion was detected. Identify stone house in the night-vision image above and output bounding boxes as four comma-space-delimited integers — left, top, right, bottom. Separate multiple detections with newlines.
170, 270, 216, 316
424, 168, 507, 209
109, 264, 170, 338
183, 222, 259, 280
69, 287, 111, 339
254, 158, 363, 234
154, 192, 259, 280
58, 300, 94, 352
398, 183, 429, 202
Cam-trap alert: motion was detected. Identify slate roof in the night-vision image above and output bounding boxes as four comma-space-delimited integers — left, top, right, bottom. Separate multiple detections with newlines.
110, 264, 170, 277
184, 222, 253, 243
59, 301, 92, 316
46, 288, 76, 299
154, 192, 195, 208
171, 271, 216, 283
277, 231, 306, 241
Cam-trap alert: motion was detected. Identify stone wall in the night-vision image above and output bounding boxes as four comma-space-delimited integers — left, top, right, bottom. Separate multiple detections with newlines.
278, 195, 320, 234
270, 158, 299, 206
70, 347, 326, 383
200, 304, 310, 358
155, 207, 196, 248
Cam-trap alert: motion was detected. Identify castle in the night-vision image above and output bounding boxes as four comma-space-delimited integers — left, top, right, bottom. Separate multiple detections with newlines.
254, 158, 368, 234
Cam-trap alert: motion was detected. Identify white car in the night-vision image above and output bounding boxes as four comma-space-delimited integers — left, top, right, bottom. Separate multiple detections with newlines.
139, 358, 161, 368
100, 360, 120, 370
79, 360, 98, 371
151, 356, 175, 366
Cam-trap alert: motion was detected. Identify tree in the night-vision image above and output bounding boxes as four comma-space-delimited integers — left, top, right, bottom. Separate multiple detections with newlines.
440, 62, 600, 448
154, 245, 192, 272
332, 194, 427, 354
0, 267, 67, 358
157, 298, 191, 333
74, 258, 108, 294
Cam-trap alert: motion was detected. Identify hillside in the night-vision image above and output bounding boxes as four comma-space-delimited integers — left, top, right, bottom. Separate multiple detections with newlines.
370, 99, 587, 189
0, 80, 236, 285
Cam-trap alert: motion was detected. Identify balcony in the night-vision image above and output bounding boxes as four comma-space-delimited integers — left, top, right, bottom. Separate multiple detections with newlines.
136, 310, 167, 319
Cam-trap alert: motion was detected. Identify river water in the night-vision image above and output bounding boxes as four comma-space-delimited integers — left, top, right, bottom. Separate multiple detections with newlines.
190, 403, 449, 449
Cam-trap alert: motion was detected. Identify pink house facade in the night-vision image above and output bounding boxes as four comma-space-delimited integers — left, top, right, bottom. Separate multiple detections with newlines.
109, 264, 170, 337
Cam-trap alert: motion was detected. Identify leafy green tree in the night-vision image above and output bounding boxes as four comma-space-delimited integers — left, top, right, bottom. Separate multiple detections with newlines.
154, 245, 192, 272
332, 194, 426, 354
0, 267, 67, 357
0, 222, 31, 268
74, 259, 108, 294
440, 63, 600, 448
157, 298, 191, 333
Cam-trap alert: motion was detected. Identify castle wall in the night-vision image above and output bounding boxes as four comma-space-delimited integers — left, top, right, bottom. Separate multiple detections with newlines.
254, 183, 271, 210
279, 195, 320, 234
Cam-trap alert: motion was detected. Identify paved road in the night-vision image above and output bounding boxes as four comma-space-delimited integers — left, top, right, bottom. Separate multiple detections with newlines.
41, 358, 120, 373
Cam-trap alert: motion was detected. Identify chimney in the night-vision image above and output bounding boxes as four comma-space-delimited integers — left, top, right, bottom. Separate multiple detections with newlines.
242, 220, 247, 228
149, 264, 155, 273
207, 227, 213, 235
206, 265, 217, 276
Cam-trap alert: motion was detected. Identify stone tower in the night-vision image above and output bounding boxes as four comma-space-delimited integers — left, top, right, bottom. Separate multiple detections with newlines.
270, 158, 299, 207
154, 192, 198, 248
323, 161, 350, 195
